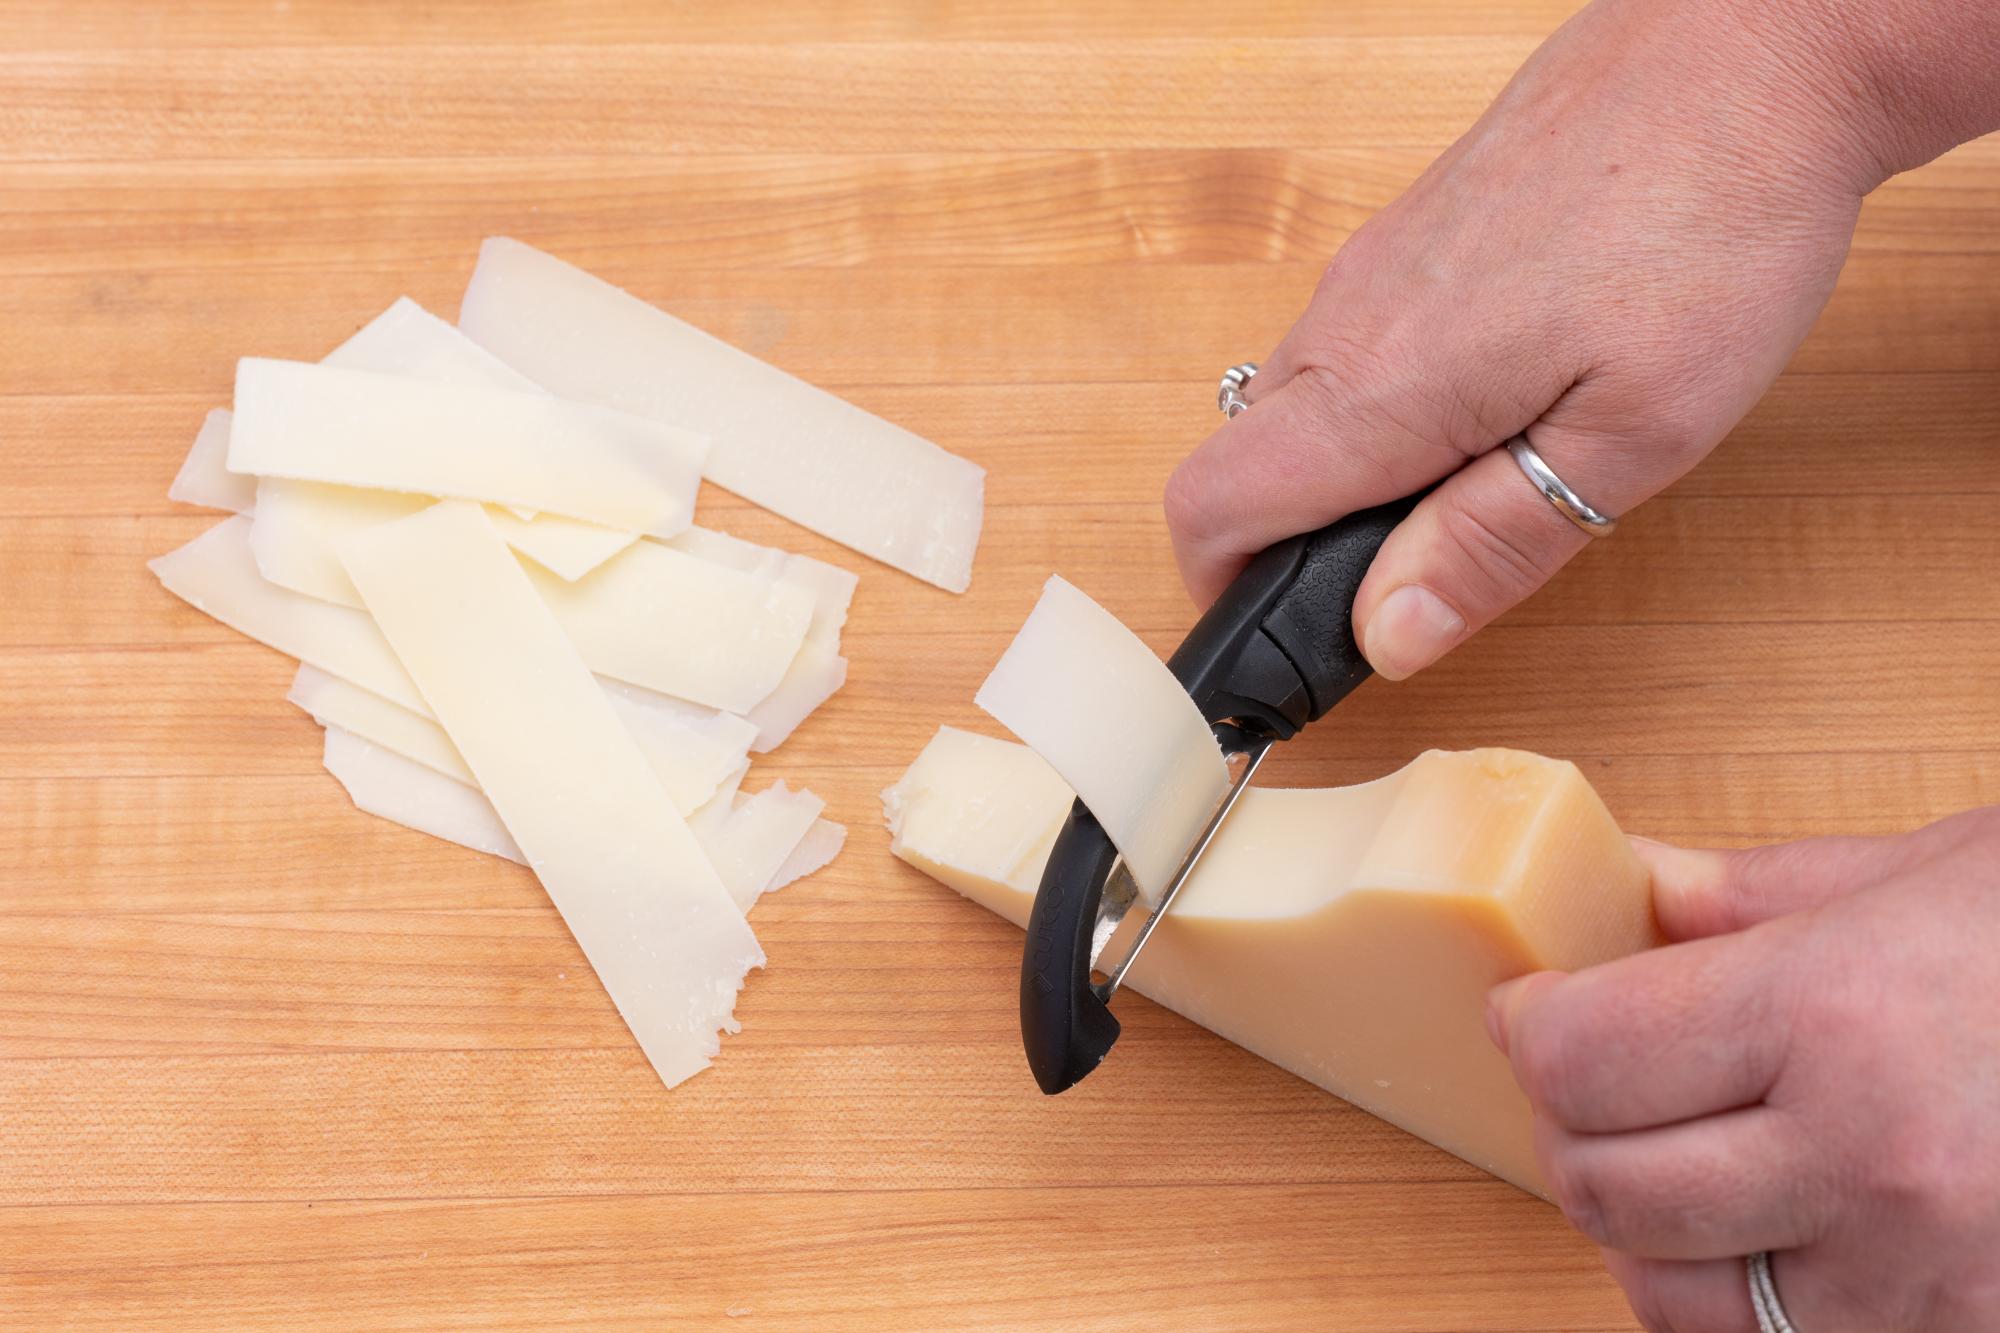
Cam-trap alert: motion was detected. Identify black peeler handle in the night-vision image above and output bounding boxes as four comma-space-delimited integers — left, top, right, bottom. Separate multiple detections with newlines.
1021, 491, 1426, 1094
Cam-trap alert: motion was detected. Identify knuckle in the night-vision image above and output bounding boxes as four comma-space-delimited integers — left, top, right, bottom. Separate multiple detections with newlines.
1512, 1011, 1583, 1122
1541, 1139, 1613, 1246
1161, 459, 1212, 543
1871, 1112, 1971, 1234
1431, 491, 1567, 610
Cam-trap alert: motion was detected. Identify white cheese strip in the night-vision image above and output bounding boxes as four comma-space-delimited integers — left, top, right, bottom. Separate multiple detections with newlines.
323, 725, 526, 865
291, 664, 475, 785
324, 295, 545, 392
168, 409, 253, 513
700, 782, 827, 912
744, 641, 848, 753
975, 575, 1228, 903
324, 298, 636, 575
688, 763, 751, 839
485, 508, 639, 580
229, 358, 706, 535
340, 500, 761, 1088
294, 663, 752, 820
253, 479, 638, 606
325, 723, 827, 904
767, 819, 847, 893
526, 540, 813, 714
251, 479, 427, 607
458, 237, 985, 592
658, 526, 858, 650
149, 516, 427, 712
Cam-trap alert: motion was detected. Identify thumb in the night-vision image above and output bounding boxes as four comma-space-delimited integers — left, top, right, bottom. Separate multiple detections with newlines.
1637, 809, 1996, 941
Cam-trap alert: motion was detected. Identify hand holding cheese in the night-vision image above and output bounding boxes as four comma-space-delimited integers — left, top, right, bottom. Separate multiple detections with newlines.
1489, 810, 2000, 1333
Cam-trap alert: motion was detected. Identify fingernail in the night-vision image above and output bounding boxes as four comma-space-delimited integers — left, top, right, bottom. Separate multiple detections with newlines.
1363, 585, 1467, 681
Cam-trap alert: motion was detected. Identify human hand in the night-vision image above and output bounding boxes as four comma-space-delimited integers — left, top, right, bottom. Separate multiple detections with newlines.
1164, 0, 1997, 679
1486, 809, 2000, 1331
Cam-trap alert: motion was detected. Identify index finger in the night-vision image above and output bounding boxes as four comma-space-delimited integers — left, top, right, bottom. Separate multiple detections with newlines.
1491, 923, 1802, 1134
1162, 358, 1479, 606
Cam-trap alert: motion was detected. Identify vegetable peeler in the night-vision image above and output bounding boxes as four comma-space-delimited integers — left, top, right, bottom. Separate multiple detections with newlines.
1020, 363, 1423, 1094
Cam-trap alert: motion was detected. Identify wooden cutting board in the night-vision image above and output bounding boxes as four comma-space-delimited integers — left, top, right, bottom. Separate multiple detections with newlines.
3, 3, 1996, 1327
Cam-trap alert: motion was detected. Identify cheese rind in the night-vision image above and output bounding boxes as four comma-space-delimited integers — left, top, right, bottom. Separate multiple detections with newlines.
458, 237, 985, 592
526, 540, 814, 714
339, 500, 762, 1088
883, 727, 1657, 1195
975, 576, 1228, 902
229, 358, 707, 534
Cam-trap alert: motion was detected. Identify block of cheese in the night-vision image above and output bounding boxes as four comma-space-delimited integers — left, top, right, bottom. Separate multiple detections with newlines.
339, 500, 762, 1088
657, 526, 858, 650
149, 516, 427, 713
525, 540, 814, 715
457, 237, 985, 592
883, 726, 1658, 1195
168, 409, 252, 513
976, 576, 1228, 902
229, 358, 706, 535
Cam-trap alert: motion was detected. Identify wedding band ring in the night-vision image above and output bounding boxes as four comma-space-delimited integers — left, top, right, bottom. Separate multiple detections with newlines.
1748, 1252, 1800, 1333
1507, 435, 1618, 537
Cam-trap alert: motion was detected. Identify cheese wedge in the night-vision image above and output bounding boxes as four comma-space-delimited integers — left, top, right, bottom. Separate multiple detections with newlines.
339, 500, 762, 1088
457, 237, 985, 592
229, 358, 706, 535
976, 575, 1228, 902
884, 726, 1658, 1195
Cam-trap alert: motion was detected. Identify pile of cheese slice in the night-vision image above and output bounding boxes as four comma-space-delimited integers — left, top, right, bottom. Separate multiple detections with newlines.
152, 238, 986, 1089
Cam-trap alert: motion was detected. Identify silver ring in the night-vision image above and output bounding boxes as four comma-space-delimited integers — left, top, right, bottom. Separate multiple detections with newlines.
1218, 362, 1258, 418
1748, 1252, 1800, 1333
1507, 435, 1618, 537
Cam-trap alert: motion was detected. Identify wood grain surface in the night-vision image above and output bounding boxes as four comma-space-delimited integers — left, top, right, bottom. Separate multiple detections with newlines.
4, 3, 1997, 1328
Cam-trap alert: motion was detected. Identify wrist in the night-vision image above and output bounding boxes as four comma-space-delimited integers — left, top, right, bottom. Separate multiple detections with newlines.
1723, 0, 2000, 186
